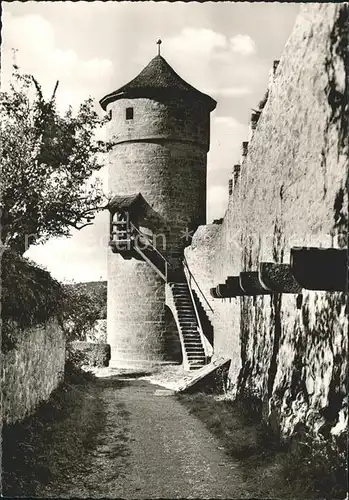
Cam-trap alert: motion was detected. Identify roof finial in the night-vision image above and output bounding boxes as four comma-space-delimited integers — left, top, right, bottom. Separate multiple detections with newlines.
156, 39, 162, 56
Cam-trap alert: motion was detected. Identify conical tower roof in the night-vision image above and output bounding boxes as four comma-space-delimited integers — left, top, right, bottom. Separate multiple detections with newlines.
100, 55, 216, 112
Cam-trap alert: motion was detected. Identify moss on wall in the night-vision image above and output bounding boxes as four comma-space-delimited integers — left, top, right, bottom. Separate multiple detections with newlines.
185, 4, 348, 440
1, 320, 66, 425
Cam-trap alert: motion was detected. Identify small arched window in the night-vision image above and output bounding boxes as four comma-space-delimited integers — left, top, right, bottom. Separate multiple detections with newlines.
126, 107, 134, 120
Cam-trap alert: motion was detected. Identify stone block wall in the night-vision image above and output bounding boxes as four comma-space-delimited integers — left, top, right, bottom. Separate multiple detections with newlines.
108, 97, 210, 150
107, 255, 168, 368
108, 140, 207, 261
185, 3, 348, 439
1, 319, 65, 425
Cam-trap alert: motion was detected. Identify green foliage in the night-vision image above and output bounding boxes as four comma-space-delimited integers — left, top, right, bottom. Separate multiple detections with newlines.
64, 344, 95, 382
60, 283, 105, 341
67, 281, 107, 319
281, 431, 348, 499
179, 392, 347, 499
1, 249, 64, 353
0, 65, 110, 254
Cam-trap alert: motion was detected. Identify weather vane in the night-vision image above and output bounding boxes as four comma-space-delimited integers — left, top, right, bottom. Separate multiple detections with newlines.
156, 39, 162, 56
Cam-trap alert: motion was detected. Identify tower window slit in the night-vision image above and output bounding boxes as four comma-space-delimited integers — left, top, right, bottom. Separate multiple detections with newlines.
126, 107, 134, 120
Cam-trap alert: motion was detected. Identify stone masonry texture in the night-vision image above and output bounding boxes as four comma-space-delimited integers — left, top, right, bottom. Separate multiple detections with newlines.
106, 93, 213, 368
185, 4, 348, 440
1, 319, 66, 424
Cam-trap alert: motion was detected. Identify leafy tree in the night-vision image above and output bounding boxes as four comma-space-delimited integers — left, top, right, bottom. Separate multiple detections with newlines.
0, 64, 110, 254
60, 283, 104, 341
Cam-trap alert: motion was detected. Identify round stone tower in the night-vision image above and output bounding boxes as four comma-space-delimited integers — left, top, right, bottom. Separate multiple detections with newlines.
100, 48, 216, 369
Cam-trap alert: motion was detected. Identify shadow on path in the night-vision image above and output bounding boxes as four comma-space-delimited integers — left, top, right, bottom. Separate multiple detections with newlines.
3, 375, 249, 499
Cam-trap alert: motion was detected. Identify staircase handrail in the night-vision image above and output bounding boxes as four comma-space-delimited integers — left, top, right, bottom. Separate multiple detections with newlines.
182, 261, 213, 362
183, 256, 213, 313
130, 223, 172, 267
130, 222, 172, 280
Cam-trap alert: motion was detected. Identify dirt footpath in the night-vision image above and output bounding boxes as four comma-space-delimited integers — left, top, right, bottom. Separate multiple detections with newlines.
37, 376, 249, 499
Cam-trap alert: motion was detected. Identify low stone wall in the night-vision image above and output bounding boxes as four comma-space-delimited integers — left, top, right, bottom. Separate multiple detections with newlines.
1, 319, 66, 425
67, 341, 111, 368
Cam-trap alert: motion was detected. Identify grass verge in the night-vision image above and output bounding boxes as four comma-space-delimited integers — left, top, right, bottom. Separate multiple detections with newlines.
177, 392, 347, 500
2, 364, 103, 497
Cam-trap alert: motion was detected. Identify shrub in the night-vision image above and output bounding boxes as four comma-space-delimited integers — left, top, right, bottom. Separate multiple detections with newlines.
60, 283, 105, 341
1, 250, 64, 352
280, 431, 348, 499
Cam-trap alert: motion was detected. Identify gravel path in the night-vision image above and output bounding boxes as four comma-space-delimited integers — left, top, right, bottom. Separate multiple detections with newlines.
39, 376, 249, 499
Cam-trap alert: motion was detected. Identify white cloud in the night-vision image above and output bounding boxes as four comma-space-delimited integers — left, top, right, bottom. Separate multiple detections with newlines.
2, 10, 262, 281
134, 27, 260, 106
2, 12, 113, 112
230, 34, 256, 56
206, 86, 252, 97
165, 27, 227, 56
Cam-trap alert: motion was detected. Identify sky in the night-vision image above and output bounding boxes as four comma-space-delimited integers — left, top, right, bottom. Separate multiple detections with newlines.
2, 1, 300, 282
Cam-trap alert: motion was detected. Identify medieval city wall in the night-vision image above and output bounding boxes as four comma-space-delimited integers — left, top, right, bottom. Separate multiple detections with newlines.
1, 319, 66, 424
186, 3, 348, 439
